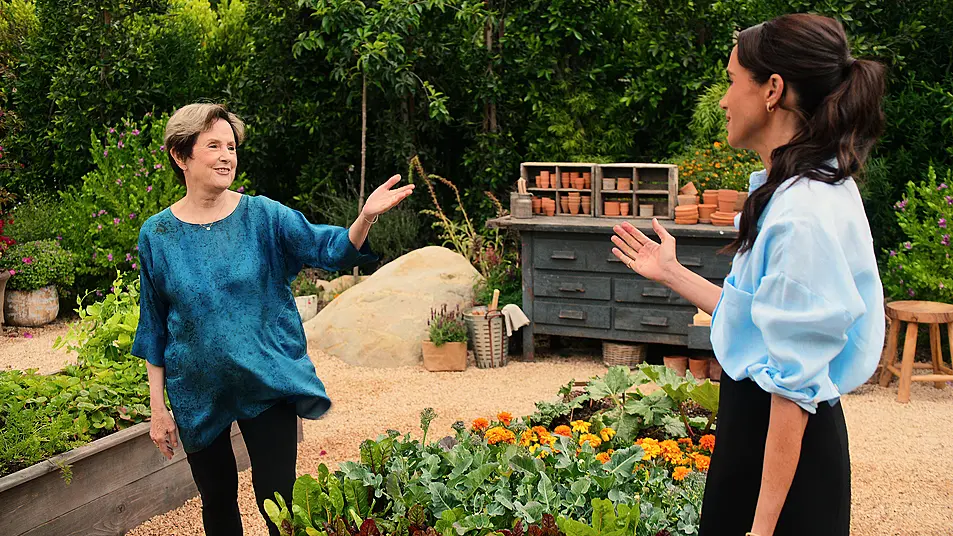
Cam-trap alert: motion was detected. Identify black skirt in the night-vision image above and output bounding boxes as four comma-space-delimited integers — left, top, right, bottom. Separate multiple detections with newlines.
698, 373, 851, 536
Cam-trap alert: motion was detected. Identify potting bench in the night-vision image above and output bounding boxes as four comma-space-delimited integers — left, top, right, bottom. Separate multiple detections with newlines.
486, 215, 738, 361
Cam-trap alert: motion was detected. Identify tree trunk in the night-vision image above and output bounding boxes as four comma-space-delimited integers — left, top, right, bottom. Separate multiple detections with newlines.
485, 0, 497, 133
354, 74, 368, 279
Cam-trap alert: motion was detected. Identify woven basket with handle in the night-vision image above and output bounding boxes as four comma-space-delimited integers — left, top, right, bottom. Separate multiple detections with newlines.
602, 341, 646, 368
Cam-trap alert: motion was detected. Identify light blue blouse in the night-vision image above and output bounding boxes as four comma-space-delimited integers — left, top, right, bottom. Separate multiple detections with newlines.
131, 195, 377, 452
710, 168, 885, 412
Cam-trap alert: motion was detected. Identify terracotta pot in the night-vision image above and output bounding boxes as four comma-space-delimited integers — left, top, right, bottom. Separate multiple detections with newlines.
532, 197, 542, 214
677, 194, 699, 206
717, 189, 738, 213
602, 178, 616, 191
0, 270, 9, 326
560, 174, 571, 188
679, 182, 698, 196
639, 204, 654, 218
534, 175, 543, 189
619, 202, 630, 216
702, 190, 719, 206
697, 204, 717, 221
604, 201, 620, 216
544, 205, 556, 217
422, 340, 468, 372
663, 355, 689, 377
709, 358, 723, 381
689, 357, 709, 380
583, 172, 592, 189
4, 284, 59, 327
540, 171, 550, 186
581, 198, 591, 214
617, 177, 632, 191
560, 197, 569, 213
735, 191, 748, 211
569, 196, 581, 214
572, 177, 585, 189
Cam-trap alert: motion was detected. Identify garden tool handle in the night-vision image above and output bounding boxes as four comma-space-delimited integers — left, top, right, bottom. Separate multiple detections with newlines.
489, 289, 500, 312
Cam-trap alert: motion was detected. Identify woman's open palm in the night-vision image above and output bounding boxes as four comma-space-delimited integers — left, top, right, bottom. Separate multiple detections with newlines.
363, 174, 415, 218
611, 219, 680, 283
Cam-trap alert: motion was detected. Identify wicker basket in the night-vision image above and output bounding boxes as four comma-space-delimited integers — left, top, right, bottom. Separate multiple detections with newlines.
464, 306, 509, 368
602, 341, 646, 368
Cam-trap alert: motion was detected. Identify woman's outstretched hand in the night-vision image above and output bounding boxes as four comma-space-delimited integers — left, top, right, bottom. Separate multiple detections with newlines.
611, 218, 681, 284
362, 174, 415, 219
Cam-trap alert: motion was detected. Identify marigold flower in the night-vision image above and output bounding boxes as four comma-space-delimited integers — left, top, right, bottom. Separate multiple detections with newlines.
485, 426, 516, 445
660, 440, 682, 463
673, 466, 692, 481
678, 438, 693, 447
520, 429, 537, 447
595, 452, 611, 464
713, 142, 722, 149
554, 425, 572, 437
536, 448, 549, 459
532, 426, 552, 443
472, 418, 490, 432
699, 434, 716, 452
570, 420, 591, 433
639, 438, 661, 460
579, 434, 602, 448
692, 453, 711, 472
497, 412, 513, 426
599, 427, 616, 442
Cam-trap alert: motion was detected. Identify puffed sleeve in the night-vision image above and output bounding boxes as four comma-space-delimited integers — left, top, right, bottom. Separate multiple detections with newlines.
131, 230, 169, 367
276, 202, 378, 275
746, 217, 867, 412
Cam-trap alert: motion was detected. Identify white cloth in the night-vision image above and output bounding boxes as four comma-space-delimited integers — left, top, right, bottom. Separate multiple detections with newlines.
500, 303, 530, 337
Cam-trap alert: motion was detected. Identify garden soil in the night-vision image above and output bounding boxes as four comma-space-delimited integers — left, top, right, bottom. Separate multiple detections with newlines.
3, 327, 950, 535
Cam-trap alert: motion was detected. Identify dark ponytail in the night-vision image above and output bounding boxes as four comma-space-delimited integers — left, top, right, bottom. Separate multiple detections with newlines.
729, 14, 886, 254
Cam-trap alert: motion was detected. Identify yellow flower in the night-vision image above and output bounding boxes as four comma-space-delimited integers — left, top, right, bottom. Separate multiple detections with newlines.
660, 440, 682, 464
570, 420, 591, 433
537, 448, 550, 459
554, 425, 572, 437
579, 434, 602, 448
599, 427, 616, 442
673, 466, 692, 481
520, 429, 537, 447
639, 438, 661, 460
497, 412, 513, 426
472, 418, 489, 432
595, 452, 611, 464
713, 141, 722, 149
485, 426, 516, 445
714, 162, 722, 169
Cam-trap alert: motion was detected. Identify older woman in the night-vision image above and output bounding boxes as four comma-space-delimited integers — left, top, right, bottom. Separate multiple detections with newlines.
131, 103, 413, 535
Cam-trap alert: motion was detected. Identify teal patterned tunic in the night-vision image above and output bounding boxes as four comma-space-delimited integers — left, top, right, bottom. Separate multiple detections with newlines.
131, 194, 377, 453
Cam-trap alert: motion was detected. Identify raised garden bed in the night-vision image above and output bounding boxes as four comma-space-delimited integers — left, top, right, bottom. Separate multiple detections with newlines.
0, 418, 302, 536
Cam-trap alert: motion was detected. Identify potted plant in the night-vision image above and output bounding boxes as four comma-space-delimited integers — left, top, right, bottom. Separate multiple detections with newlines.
291, 272, 321, 322
0, 240, 74, 327
422, 304, 468, 371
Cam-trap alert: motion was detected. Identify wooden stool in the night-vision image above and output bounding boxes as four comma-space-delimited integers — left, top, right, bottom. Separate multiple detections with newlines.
878, 300, 953, 402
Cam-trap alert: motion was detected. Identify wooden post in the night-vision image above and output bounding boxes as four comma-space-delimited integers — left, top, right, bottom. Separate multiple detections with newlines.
879, 318, 901, 387
929, 323, 945, 388
354, 74, 368, 280
898, 322, 919, 403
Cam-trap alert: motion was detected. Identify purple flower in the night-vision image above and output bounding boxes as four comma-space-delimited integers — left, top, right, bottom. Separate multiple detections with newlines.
92, 253, 97, 259
159, 145, 165, 151
909, 289, 916, 297
132, 129, 140, 136
896, 199, 908, 211
107, 253, 113, 261
237, 186, 245, 193
113, 218, 120, 225
940, 218, 947, 228
889, 250, 897, 257
904, 241, 913, 250
116, 179, 122, 186
134, 245, 139, 251
96, 290, 103, 297
940, 183, 948, 190
98, 209, 106, 216
126, 253, 133, 262
56, 236, 62, 241
139, 158, 144, 164
97, 224, 103, 230
128, 213, 136, 219
154, 163, 162, 170
103, 150, 109, 157
946, 196, 952, 205
943, 235, 951, 246
117, 140, 124, 148
146, 185, 152, 192
144, 171, 149, 177
109, 128, 115, 134
132, 263, 137, 270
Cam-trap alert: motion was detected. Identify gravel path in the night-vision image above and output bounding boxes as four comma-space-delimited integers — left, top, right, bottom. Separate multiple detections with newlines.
3, 327, 949, 535
0, 318, 75, 373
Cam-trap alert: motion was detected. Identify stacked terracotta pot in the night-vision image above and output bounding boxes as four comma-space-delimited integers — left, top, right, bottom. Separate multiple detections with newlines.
675, 192, 699, 224
604, 200, 620, 216
581, 194, 591, 214
541, 197, 556, 216
711, 189, 739, 227
567, 192, 582, 214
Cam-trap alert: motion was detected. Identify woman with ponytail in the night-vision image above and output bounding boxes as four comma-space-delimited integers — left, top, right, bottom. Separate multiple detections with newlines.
610, 14, 886, 536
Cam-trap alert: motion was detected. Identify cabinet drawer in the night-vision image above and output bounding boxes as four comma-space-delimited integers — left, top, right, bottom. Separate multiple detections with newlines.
533, 238, 590, 271
613, 306, 695, 335
535, 301, 611, 329
590, 244, 732, 279
614, 279, 691, 306
535, 273, 611, 301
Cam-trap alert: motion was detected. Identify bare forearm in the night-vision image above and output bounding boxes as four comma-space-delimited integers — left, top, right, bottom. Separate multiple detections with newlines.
662, 263, 723, 315
146, 362, 168, 412
751, 395, 809, 536
348, 211, 373, 250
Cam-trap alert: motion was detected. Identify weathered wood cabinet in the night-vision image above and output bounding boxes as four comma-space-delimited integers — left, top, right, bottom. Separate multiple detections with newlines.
486, 216, 738, 360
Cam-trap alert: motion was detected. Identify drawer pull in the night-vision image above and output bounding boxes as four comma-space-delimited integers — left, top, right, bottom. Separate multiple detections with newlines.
551, 251, 577, 261
607, 256, 622, 263
681, 256, 702, 267
559, 310, 586, 321
641, 287, 671, 298
641, 316, 669, 327
558, 284, 585, 293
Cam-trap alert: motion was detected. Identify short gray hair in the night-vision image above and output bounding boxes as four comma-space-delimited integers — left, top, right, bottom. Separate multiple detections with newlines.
164, 103, 246, 183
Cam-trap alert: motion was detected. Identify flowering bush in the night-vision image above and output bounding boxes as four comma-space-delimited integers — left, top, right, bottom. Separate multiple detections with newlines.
428, 304, 468, 346
670, 140, 761, 194
56, 112, 254, 291
0, 239, 74, 292
882, 166, 953, 302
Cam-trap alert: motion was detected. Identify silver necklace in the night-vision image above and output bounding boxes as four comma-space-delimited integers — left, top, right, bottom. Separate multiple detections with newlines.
192, 196, 229, 231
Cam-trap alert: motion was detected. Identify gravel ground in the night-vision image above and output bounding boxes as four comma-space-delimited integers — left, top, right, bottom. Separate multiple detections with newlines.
0, 317, 75, 373
4, 327, 950, 535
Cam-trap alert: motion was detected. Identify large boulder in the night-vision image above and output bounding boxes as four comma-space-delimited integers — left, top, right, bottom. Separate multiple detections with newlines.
304, 246, 482, 367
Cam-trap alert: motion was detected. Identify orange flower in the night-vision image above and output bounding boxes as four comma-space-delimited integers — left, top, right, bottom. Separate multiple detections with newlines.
554, 425, 572, 437
673, 466, 692, 481
692, 453, 711, 472
660, 440, 683, 464
678, 438, 693, 447
595, 452, 611, 464
472, 418, 490, 432
639, 438, 661, 460
497, 412, 513, 426
520, 429, 537, 447
485, 426, 516, 445
699, 434, 716, 452
579, 433, 602, 448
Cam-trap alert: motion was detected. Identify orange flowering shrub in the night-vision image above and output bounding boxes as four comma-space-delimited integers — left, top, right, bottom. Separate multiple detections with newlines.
485, 426, 516, 445
671, 140, 760, 193
636, 435, 714, 481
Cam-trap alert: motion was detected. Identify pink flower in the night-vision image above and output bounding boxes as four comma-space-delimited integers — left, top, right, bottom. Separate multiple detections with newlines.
159, 145, 165, 151
98, 210, 106, 216
97, 224, 103, 230
8, 269, 15, 276
117, 140, 124, 148
128, 213, 136, 219
146, 185, 152, 192
103, 150, 109, 157
126, 253, 133, 261
113, 218, 120, 225
139, 158, 144, 164
940, 218, 947, 229
319, 450, 327, 456
107, 253, 113, 261
132, 263, 137, 270
237, 186, 245, 193
154, 163, 162, 170
132, 129, 140, 136
22, 257, 32, 264
109, 128, 116, 134
23, 333, 33, 339
116, 179, 122, 186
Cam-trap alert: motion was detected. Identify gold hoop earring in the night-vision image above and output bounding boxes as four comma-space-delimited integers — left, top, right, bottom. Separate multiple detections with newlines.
766, 103, 774, 113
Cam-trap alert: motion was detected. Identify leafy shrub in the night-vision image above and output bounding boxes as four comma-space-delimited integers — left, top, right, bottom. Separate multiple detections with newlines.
55, 272, 141, 364
473, 246, 521, 310
881, 166, 953, 302
671, 140, 761, 194
3, 192, 58, 244
0, 239, 73, 292
427, 305, 467, 346
291, 273, 320, 297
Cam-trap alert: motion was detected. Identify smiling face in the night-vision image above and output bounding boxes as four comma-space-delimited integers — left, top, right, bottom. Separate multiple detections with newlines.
174, 118, 237, 190
720, 46, 771, 151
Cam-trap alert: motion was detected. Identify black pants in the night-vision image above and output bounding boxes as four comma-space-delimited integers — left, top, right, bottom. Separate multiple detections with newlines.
698, 374, 851, 536
186, 402, 298, 536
